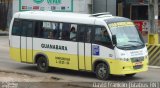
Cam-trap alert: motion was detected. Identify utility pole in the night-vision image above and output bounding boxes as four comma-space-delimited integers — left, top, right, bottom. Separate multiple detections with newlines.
148, 0, 159, 44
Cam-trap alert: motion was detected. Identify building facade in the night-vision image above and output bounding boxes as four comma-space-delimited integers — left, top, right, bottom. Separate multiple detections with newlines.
9, 0, 116, 30
117, 0, 160, 33
13, 0, 92, 14
12, 0, 117, 15
6, 0, 160, 32
0, 0, 12, 30
92, 0, 117, 16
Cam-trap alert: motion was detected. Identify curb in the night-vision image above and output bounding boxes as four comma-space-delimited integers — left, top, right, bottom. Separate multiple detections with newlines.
0, 69, 37, 77
0, 31, 9, 36
149, 66, 160, 69
0, 33, 8, 36
0, 68, 63, 81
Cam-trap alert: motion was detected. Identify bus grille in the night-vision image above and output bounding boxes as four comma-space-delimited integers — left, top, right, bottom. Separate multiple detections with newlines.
133, 65, 143, 69
131, 57, 144, 62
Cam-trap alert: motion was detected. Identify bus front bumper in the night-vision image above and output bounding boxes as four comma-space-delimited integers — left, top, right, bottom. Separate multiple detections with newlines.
107, 58, 148, 75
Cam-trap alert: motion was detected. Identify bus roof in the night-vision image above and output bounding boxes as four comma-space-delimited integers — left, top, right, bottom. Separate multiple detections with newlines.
13, 11, 130, 25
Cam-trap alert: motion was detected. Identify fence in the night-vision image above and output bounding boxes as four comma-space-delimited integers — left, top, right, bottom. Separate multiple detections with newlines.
147, 44, 160, 66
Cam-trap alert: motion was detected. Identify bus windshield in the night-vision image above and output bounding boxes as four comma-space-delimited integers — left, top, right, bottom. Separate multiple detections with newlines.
108, 22, 145, 49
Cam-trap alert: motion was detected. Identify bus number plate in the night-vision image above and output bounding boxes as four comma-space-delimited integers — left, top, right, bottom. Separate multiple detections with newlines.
135, 62, 142, 66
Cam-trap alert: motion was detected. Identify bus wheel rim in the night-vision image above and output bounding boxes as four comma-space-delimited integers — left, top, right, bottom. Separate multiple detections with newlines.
98, 64, 107, 78
39, 58, 46, 69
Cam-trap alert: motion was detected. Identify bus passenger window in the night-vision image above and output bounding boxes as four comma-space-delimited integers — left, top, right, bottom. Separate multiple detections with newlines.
60, 23, 77, 41
26, 22, 33, 37
21, 21, 33, 37
42, 22, 59, 39
52, 23, 60, 39
34, 21, 43, 38
85, 26, 92, 43
77, 25, 85, 42
70, 26, 76, 41
48, 32, 54, 39
61, 23, 70, 40
94, 27, 102, 42
12, 19, 21, 36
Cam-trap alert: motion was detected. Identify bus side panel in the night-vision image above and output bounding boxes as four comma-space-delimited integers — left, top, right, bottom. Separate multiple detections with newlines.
50, 52, 78, 70
85, 43, 92, 71
21, 37, 27, 62
33, 50, 79, 70
33, 38, 79, 70
85, 56, 92, 71
78, 42, 85, 70
10, 36, 21, 62
91, 45, 115, 71
26, 37, 33, 63
26, 49, 33, 63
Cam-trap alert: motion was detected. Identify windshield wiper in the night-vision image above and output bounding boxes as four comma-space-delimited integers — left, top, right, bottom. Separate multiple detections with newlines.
119, 44, 137, 47
128, 41, 143, 45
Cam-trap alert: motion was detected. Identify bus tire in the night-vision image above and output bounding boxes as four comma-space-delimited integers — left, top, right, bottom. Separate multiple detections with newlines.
95, 63, 110, 80
37, 56, 50, 72
125, 73, 136, 77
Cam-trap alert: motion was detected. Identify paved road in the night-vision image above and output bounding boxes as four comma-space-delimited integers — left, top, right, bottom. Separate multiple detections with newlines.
0, 36, 160, 83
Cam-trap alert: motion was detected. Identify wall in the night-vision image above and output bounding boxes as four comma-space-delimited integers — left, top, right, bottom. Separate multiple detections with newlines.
93, 0, 107, 14
0, 0, 12, 30
93, 0, 116, 16
107, 0, 116, 16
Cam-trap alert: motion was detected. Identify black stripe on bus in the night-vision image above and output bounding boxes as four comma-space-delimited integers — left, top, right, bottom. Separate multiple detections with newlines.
77, 42, 79, 70
20, 36, 22, 62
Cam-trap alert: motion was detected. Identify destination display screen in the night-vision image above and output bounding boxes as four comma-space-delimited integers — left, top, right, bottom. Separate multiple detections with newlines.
108, 22, 134, 28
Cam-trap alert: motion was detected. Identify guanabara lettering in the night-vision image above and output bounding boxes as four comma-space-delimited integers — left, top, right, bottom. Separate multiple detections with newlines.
41, 44, 67, 51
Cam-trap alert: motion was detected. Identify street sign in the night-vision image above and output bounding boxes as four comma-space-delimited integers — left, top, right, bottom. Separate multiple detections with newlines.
19, 0, 73, 12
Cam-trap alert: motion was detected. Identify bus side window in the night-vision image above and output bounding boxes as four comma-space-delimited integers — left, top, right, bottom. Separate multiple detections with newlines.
94, 27, 102, 42
52, 22, 60, 39
77, 25, 85, 42
26, 21, 33, 37
21, 21, 33, 37
69, 24, 77, 41
85, 26, 92, 43
41, 22, 59, 39
12, 19, 21, 36
94, 26, 112, 47
34, 21, 43, 38
61, 23, 70, 40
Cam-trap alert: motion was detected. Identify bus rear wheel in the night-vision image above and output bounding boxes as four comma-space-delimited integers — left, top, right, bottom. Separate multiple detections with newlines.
37, 56, 50, 72
95, 63, 110, 80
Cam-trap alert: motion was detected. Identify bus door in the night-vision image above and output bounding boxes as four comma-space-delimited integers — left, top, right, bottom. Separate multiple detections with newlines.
21, 21, 33, 63
78, 25, 92, 70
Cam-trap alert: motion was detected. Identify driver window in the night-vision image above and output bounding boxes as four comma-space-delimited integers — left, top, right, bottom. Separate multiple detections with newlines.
94, 26, 112, 47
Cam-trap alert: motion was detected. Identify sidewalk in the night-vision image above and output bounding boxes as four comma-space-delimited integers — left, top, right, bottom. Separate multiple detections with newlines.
0, 30, 8, 36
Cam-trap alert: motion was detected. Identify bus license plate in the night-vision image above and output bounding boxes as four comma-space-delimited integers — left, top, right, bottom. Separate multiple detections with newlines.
135, 62, 142, 66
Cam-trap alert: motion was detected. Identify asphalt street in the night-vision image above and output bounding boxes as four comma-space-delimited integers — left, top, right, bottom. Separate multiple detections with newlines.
0, 36, 160, 82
